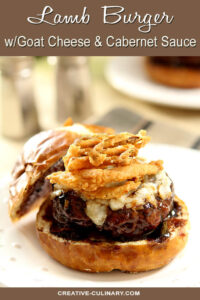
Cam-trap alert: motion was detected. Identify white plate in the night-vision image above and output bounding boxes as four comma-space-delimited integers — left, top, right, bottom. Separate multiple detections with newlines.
0, 144, 200, 287
106, 57, 200, 109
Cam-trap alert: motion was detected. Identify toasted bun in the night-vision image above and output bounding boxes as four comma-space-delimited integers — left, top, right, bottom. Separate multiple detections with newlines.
9, 123, 114, 222
36, 196, 189, 273
145, 58, 200, 88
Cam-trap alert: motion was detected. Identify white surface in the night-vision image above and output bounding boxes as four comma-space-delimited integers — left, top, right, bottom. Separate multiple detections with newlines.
106, 57, 200, 109
0, 144, 200, 287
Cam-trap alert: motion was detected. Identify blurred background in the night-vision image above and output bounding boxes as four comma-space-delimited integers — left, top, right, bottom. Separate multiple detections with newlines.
0, 56, 200, 178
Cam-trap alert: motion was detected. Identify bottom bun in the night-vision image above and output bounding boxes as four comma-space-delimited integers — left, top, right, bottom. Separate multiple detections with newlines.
36, 196, 189, 273
145, 58, 200, 88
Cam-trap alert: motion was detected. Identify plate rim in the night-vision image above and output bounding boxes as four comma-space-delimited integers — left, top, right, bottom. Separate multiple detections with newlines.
105, 57, 200, 110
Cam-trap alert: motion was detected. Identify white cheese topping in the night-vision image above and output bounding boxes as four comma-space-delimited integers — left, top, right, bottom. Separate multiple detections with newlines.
85, 202, 107, 226
156, 171, 172, 199
84, 170, 172, 226
51, 169, 172, 227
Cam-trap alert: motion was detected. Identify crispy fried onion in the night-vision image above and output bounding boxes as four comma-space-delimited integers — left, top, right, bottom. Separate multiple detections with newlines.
48, 131, 163, 200
48, 160, 163, 194
64, 130, 151, 171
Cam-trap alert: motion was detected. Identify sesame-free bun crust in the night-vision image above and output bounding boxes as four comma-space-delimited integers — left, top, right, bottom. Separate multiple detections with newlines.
9, 123, 114, 222
145, 58, 200, 88
36, 196, 189, 273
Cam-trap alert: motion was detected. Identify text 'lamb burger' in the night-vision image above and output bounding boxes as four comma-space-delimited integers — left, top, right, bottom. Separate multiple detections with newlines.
37, 130, 189, 273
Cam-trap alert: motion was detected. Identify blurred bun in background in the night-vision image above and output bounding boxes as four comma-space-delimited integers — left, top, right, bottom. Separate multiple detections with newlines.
145, 57, 200, 88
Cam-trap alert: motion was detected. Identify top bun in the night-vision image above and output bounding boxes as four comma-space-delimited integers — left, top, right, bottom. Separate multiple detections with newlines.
9, 120, 114, 222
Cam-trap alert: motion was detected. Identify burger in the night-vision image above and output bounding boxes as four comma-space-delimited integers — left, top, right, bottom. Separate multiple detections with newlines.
145, 56, 200, 88
36, 130, 189, 273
